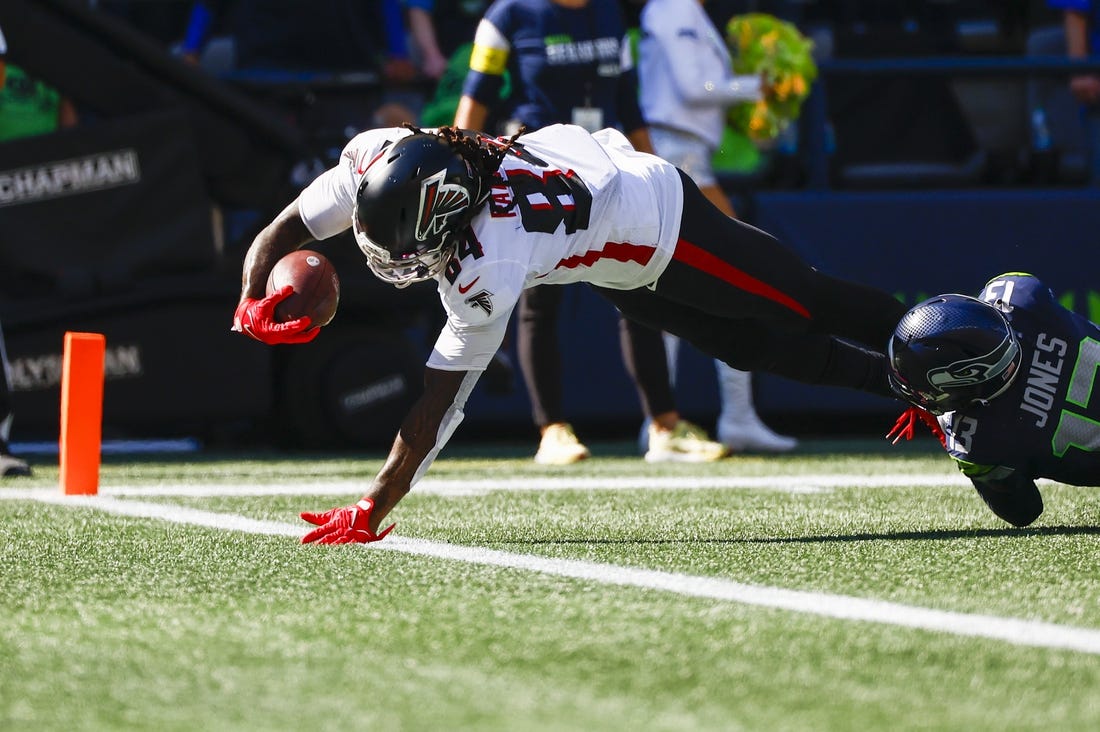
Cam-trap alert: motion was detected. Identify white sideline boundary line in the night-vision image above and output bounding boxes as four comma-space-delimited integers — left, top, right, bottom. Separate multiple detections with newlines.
17, 491, 1100, 656
0, 473, 983, 500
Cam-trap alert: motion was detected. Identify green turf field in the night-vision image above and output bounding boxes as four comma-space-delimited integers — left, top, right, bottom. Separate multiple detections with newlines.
2, 438, 1098, 731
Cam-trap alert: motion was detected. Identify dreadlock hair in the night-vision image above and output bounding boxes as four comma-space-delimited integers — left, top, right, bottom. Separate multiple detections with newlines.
401, 122, 525, 204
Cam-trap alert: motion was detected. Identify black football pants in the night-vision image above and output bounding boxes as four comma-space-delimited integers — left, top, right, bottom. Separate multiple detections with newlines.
594, 171, 908, 398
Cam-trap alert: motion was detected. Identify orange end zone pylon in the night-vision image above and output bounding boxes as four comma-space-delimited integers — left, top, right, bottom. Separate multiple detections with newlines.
59, 332, 106, 495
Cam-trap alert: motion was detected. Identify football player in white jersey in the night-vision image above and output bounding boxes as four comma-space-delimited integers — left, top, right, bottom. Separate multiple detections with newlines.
233, 123, 907, 543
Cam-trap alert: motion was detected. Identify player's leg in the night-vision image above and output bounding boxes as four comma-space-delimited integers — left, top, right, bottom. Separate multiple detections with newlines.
801, 270, 908, 351
593, 285, 896, 398
653, 129, 795, 453
517, 284, 564, 427
517, 284, 589, 464
632, 130, 732, 456
617, 313, 726, 461
697, 179, 797, 451
618, 316, 675, 420
655, 170, 906, 350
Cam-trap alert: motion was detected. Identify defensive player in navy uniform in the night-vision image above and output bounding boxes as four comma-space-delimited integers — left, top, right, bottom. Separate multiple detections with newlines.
232, 123, 908, 543
888, 273, 1100, 527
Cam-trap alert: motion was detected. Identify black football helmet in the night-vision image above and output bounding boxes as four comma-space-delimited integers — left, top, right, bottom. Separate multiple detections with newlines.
888, 294, 1022, 414
352, 133, 485, 287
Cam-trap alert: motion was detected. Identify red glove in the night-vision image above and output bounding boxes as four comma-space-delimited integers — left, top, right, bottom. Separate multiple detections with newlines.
300, 498, 396, 544
886, 406, 947, 448
232, 286, 319, 345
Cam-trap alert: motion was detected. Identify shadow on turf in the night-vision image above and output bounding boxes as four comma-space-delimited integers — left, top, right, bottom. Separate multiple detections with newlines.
511, 525, 1100, 545
740, 525, 1100, 543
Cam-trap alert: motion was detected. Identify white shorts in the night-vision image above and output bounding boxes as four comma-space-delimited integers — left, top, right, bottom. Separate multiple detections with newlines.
649, 126, 717, 187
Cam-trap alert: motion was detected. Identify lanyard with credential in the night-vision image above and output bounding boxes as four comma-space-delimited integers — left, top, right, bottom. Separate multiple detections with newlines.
572, 2, 604, 132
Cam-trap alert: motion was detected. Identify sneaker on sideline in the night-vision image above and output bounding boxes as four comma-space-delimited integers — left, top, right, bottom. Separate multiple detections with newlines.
534, 423, 591, 465
715, 366, 797, 453
0, 452, 31, 477
717, 414, 798, 453
644, 420, 728, 463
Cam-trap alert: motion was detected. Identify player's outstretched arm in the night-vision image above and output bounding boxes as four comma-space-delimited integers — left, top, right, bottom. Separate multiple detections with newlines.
239, 199, 316, 300
300, 367, 479, 543
364, 368, 473, 525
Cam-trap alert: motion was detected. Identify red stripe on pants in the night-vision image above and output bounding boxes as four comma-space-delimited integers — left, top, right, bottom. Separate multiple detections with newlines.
672, 238, 811, 319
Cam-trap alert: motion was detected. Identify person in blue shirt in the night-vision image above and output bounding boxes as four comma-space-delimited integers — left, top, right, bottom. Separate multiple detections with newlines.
179, 0, 414, 76
888, 273, 1100, 527
453, 0, 729, 465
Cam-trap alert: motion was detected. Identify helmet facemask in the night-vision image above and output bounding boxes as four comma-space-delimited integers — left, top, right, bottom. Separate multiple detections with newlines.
352, 133, 485, 288
352, 214, 457, 288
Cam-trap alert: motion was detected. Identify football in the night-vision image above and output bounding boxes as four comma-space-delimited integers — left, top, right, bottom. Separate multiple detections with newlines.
265, 249, 340, 327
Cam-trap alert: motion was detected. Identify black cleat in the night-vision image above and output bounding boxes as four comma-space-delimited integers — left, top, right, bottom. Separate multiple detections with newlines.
973, 479, 1042, 528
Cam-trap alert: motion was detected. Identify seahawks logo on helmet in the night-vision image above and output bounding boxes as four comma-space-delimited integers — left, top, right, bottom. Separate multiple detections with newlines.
926, 333, 1020, 390
416, 169, 471, 243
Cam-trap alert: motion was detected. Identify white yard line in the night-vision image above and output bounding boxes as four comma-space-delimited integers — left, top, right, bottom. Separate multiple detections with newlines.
13, 489, 1100, 656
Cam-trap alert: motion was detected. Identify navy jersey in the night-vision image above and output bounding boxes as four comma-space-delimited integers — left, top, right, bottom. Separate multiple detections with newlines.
461, 0, 643, 132
939, 273, 1100, 486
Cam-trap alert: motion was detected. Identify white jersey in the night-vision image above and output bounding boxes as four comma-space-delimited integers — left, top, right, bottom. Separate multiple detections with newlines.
637, 0, 762, 148
298, 123, 684, 372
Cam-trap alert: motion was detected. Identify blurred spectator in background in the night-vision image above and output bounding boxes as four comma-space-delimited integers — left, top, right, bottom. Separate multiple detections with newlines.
177, 0, 420, 127
406, 0, 496, 127
0, 321, 29, 477
454, 0, 727, 464
637, 0, 796, 453
96, 0, 195, 46
1050, 0, 1100, 180
0, 24, 32, 477
0, 24, 77, 142
178, 0, 412, 76
405, 0, 490, 82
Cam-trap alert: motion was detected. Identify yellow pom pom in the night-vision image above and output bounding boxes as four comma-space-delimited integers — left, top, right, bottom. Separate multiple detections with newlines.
724, 13, 817, 142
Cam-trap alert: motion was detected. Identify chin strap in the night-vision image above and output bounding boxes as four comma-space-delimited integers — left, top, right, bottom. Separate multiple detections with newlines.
886, 406, 947, 448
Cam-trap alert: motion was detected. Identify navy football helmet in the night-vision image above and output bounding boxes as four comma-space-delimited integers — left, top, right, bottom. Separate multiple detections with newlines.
888, 294, 1022, 414
353, 133, 485, 287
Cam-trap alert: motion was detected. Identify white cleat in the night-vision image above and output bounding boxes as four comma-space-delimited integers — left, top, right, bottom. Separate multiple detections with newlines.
717, 416, 798, 453
645, 421, 728, 463
716, 365, 797, 453
534, 423, 591, 465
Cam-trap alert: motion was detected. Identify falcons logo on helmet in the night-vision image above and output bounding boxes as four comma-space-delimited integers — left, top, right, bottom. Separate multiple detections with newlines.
415, 169, 471, 242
